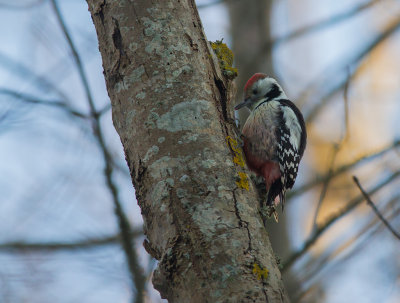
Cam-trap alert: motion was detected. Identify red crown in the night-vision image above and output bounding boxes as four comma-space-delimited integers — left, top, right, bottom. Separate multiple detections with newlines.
244, 73, 267, 92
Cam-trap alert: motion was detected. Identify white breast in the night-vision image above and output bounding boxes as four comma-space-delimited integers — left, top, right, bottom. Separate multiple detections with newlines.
242, 100, 281, 160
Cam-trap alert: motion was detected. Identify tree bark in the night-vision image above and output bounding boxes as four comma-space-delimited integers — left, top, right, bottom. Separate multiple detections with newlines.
86, 0, 289, 302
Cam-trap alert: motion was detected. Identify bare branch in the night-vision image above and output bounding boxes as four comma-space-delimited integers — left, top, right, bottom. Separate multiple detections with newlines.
96, 103, 112, 117
0, 88, 87, 119
311, 74, 352, 229
304, 17, 400, 123
342, 67, 351, 142
311, 144, 340, 231
297, 196, 400, 296
50, 0, 145, 301
1, 88, 111, 120
353, 176, 400, 240
0, 230, 143, 252
283, 171, 400, 271
0, 51, 70, 102
272, 0, 381, 45
290, 139, 400, 198
0, 0, 45, 10
255, 0, 383, 68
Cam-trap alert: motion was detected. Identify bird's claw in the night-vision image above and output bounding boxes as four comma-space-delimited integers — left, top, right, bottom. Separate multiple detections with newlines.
267, 205, 279, 223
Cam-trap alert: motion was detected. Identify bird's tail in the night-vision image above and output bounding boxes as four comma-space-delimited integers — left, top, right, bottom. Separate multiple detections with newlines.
266, 179, 283, 206
265, 182, 286, 222
279, 190, 286, 212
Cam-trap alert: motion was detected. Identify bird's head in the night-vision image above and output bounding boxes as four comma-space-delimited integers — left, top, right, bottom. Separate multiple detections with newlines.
235, 73, 286, 111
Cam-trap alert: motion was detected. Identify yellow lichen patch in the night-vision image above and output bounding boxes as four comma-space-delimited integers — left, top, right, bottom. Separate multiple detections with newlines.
226, 136, 245, 167
226, 136, 249, 191
233, 154, 245, 167
236, 172, 249, 191
252, 263, 269, 280
210, 40, 238, 79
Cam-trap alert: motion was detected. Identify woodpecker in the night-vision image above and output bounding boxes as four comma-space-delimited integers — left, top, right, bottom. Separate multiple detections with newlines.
235, 73, 307, 211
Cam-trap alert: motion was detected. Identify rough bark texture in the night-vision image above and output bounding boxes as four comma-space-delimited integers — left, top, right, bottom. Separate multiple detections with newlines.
86, 0, 289, 302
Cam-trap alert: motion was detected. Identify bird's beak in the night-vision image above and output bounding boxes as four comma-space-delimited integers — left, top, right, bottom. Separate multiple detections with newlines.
235, 98, 251, 110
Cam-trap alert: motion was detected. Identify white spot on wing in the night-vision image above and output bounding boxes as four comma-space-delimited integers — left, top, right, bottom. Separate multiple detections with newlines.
281, 105, 301, 150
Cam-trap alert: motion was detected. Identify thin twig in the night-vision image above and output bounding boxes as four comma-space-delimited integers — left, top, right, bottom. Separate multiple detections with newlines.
293, 202, 400, 302
0, 230, 142, 252
353, 176, 400, 240
50, 1, 145, 302
0, 88, 87, 119
0, 0, 45, 10
255, 0, 383, 66
304, 17, 400, 123
311, 144, 339, 231
97, 103, 112, 116
282, 171, 400, 271
342, 67, 351, 142
0, 51, 70, 103
289, 139, 400, 198
311, 71, 352, 229
272, 0, 381, 46
1, 88, 111, 120
298, 195, 400, 291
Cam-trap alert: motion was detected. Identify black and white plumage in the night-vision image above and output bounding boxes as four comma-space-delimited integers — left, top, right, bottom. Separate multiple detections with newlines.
235, 73, 307, 210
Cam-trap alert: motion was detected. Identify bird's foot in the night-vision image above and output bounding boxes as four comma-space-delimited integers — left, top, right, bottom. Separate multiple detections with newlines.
267, 205, 279, 223
260, 204, 279, 223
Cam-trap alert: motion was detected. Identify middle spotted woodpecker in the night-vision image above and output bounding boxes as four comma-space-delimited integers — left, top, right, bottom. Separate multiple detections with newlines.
235, 73, 307, 211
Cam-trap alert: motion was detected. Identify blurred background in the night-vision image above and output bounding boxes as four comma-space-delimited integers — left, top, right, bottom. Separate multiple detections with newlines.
1, 0, 399, 302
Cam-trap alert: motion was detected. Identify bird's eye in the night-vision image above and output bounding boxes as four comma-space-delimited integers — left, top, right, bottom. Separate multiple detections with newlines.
252, 88, 258, 95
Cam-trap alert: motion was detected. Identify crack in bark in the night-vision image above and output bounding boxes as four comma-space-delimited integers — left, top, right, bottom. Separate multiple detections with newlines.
232, 190, 252, 253
233, 189, 272, 302
261, 278, 270, 302
94, 0, 106, 24
187, 0, 233, 127
109, 17, 133, 86
214, 76, 229, 121
112, 19, 123, 51
184, 33, 199, 51
136, 159, 147, 184
111, 18, 129, 63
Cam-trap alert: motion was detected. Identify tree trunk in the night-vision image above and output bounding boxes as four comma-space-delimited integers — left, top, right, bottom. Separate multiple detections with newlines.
86, 0, 289, 302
